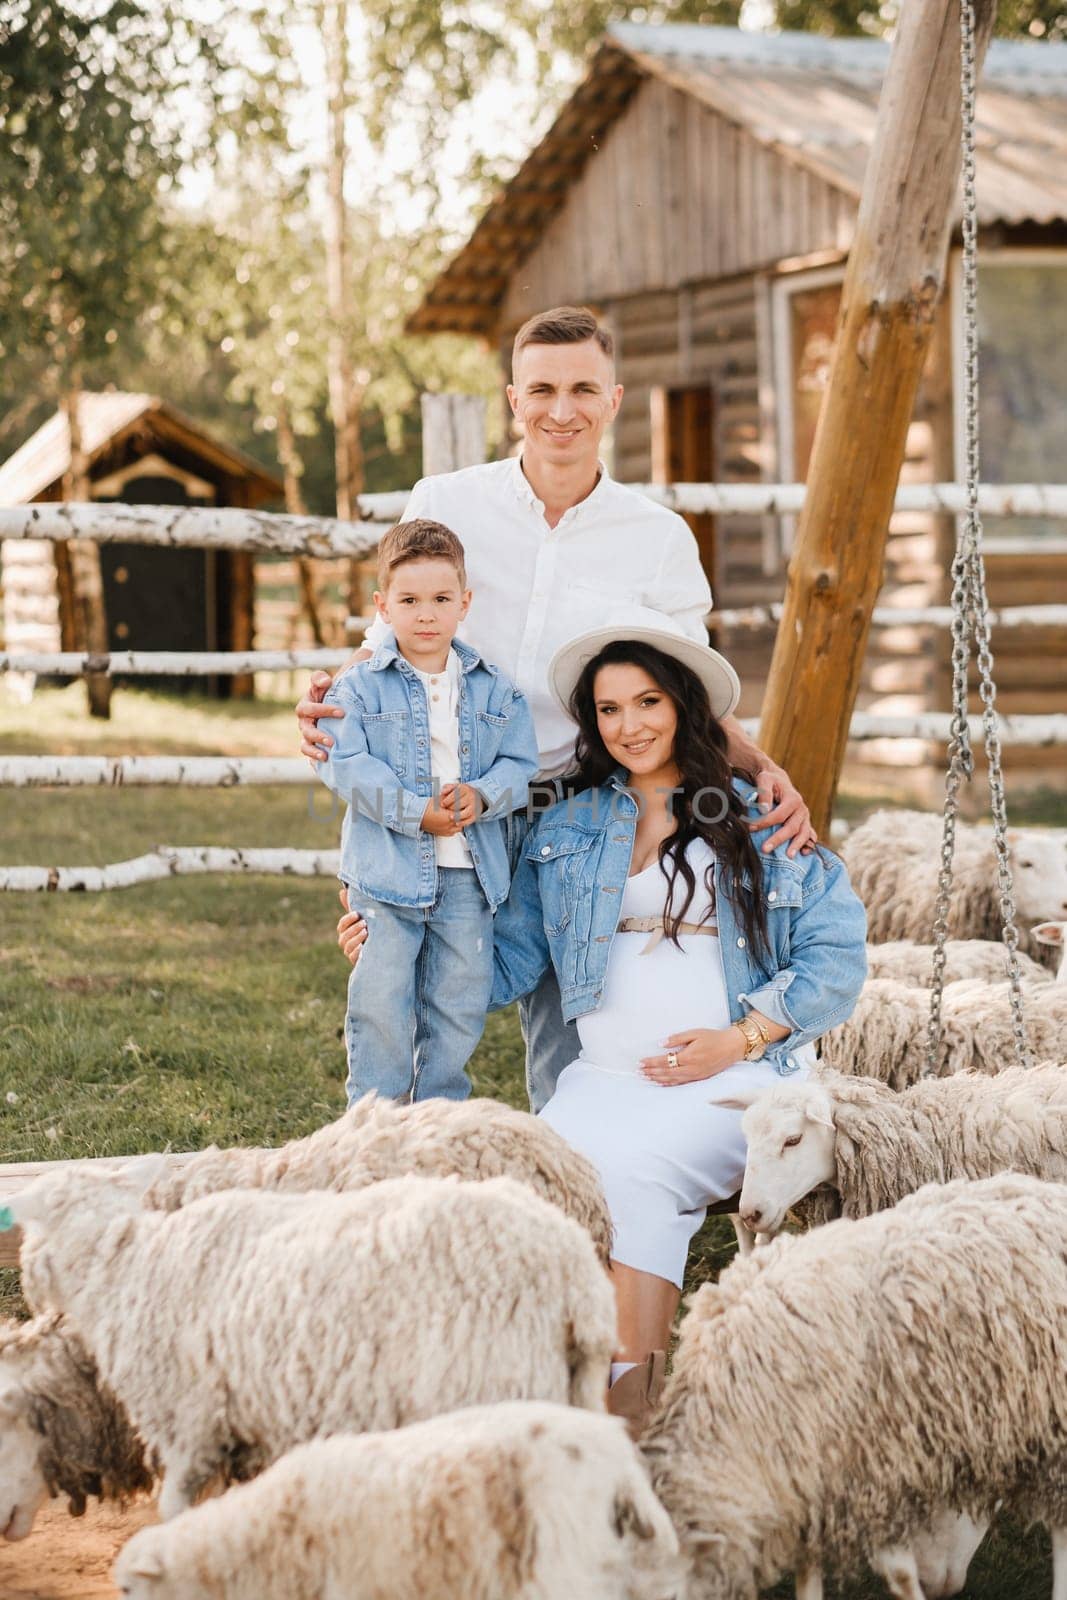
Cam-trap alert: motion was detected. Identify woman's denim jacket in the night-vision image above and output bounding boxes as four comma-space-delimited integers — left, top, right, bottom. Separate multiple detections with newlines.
491, 774, 868, 1074
318, 632, 538, 911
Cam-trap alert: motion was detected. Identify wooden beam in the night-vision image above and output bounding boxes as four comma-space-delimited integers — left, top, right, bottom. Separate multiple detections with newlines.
758, 0, 997, 835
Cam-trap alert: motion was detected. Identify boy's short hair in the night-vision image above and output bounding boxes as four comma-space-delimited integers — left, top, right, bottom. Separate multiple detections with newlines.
512, 306, 614, 371
376, 518, 467, 592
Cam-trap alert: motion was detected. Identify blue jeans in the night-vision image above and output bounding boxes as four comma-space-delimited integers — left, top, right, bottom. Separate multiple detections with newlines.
343, 868, 492, 1106
505, 806, 579, 1112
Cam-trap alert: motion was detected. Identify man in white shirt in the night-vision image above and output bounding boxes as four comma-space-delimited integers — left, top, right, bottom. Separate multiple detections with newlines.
298, 305, 814, 1106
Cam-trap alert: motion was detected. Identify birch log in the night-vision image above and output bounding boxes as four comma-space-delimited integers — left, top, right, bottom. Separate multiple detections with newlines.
758, 0, 998, 836
0, 503, 391, 556
0, 847, 341, 892
0, 648, 362, 676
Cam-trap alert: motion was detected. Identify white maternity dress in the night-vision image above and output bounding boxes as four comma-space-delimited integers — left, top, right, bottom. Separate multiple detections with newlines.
539, 838, 808, 1287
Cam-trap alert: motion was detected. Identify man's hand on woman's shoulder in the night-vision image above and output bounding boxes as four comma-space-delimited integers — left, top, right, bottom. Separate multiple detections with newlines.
748, 763, 816, 858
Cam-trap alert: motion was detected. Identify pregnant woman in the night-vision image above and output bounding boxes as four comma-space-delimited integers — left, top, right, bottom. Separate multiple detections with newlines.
489, 615, 867, 1434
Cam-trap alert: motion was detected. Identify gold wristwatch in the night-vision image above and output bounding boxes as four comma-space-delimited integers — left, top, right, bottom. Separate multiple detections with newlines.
735, 1012, 771, 1061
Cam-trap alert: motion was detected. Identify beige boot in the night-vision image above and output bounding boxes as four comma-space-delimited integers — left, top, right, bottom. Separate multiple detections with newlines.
606, 1351, 667, 1440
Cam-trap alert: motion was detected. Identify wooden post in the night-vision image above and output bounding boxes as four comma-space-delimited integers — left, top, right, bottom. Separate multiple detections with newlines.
420, 393, 487, 476
61, 385, 113, 718
757, 0, 996, 836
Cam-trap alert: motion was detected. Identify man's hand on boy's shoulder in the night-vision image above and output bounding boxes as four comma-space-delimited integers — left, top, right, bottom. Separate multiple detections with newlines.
296, 648, 373, 763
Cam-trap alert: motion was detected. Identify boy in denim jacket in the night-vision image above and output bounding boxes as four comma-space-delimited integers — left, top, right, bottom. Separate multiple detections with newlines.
318, 519, 538, 1105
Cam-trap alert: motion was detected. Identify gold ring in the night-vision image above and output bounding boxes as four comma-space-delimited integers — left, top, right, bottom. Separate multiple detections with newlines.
666, 1049, 679, 1071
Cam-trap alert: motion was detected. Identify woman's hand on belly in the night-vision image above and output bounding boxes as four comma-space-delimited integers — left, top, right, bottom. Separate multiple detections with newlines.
640, 1026, 746, 1086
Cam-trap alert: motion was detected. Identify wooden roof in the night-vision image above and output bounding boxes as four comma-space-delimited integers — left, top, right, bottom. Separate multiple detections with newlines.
0, 392, 283, 506
410, 23, 1067, 338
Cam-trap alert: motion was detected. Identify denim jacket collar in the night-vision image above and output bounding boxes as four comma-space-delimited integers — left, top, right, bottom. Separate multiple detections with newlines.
368, 629, 492, 678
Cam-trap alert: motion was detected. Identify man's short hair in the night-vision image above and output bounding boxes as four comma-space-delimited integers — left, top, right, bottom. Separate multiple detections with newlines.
512, 306, 614, 371
376, 518, 467, 591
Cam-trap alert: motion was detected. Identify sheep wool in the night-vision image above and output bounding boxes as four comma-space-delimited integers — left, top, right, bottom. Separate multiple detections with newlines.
642, 1174, 1067, 1600
865, 938, 1048, 987
0, 1313, 153, 1540
819, 976, 1066, 1088
114, 1403, 684, 1600
143, 1093, 613, 1265
841, 810, 1066, 967
743, 1064, 1067, 1232
13, 1170, 615, 1519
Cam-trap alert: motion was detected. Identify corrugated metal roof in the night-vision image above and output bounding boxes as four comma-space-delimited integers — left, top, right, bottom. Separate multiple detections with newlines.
410, 24, 1067, 337
613, 23, 1067, 225
0, 392, 282, 505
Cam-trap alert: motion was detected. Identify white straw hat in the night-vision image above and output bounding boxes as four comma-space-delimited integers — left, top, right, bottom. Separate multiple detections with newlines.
548, 607, 741, 721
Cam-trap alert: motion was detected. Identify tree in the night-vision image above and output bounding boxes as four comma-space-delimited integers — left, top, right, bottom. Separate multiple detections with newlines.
773, 0, 1067, 36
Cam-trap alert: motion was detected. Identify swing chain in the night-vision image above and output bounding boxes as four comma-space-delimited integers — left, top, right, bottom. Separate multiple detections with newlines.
927, 0, 1031, 1075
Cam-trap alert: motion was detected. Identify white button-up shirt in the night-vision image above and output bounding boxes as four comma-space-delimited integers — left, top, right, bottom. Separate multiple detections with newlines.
365, 456, 712, 776
412, 649, 472, 869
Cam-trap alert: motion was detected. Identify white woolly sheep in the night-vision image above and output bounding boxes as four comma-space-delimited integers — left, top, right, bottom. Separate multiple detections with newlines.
114, 1402, 683, 1600
819, 975, 1067, 1089
724, 1061, 1067, 1236
841, 810, 1067, 966
142, 1092, 613, 1265
9, 1169, 615, 1520
642, 1173, 1067, 1600
864, 937, 1049, 987
0, 1313, 152, 1542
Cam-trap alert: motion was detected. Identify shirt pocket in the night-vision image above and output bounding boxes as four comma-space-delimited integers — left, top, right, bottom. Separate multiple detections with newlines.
526, 832, 594, 936
761, 860, 804, 912
475, 708, 509, 768
361, 710, 413, 778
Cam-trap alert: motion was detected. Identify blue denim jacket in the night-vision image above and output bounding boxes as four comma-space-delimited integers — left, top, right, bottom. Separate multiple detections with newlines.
491, 774, 868, 1074
318, 632, 538, 911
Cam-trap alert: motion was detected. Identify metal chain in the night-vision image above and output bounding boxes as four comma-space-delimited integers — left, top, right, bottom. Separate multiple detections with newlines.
926, 0, 1031, 1075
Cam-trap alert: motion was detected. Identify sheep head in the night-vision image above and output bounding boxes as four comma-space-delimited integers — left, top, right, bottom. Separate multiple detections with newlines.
0, 1351, 49, 1542
715, 1080, 837, 1237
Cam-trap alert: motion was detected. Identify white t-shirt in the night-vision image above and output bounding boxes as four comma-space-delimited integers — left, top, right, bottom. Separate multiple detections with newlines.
364, 456, 712, 777
412, 648, 472, 870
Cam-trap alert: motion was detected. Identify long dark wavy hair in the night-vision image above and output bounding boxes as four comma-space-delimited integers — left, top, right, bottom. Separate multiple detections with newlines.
569, 639, 769, 956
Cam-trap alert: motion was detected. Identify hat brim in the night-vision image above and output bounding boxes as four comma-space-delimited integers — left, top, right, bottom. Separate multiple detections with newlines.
549, 625, 741, 722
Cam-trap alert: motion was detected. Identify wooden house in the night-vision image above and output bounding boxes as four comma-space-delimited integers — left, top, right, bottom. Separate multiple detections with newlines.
410, 24, 1067, 799
0, 392, 282, 696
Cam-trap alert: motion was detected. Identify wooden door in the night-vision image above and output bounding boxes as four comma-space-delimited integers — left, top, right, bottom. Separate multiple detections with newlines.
651, 384, 717, 598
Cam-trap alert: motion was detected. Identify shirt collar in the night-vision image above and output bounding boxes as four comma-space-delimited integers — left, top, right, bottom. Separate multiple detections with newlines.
508, 453, 611, 522
370, 630, 486, 676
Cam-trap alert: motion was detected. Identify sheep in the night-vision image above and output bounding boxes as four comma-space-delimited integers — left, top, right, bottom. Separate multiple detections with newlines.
724, 1061, 1067, 1236
641, 1173, 1067, 1600
841, 810, 1067, 966
141, 1091, 613, 1265
7, 1167, 616, 1521
114, 1401, 683, 1600
0, 1312, 153, 1542
819, 975, 1067, 1088
864, 937, 1049, 987
1035, 919, 1067, 978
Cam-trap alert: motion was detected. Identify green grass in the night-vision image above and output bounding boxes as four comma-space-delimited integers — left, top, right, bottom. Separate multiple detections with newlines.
0, 687, 1056, 1595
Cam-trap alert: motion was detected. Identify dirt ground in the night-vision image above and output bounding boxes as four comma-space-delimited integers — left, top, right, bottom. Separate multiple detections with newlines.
0, 1500, 157, 1600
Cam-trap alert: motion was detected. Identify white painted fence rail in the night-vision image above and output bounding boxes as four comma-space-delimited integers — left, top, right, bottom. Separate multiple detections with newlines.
0, 846, 340, 892
1, 482, 1065, 556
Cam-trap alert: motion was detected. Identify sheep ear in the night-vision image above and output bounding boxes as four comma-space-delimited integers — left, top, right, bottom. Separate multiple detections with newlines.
126, 1550, 166, 1580
1032, 922, 1063, 949
710, 1087, 764, 1112
0, 1184, 50, 1230
805, 1106, 836, 1130
0, 1382, 26, 1422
